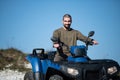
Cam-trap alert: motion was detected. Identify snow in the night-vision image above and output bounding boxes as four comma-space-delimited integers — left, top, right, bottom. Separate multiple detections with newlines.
0, 69, 26, 80
0, 63, 31, 80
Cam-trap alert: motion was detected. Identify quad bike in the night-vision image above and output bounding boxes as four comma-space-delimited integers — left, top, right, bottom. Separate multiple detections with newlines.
24, 31, 120, 80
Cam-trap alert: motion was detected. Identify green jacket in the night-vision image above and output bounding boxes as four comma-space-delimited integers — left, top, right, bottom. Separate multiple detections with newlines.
53, 27, 92, 55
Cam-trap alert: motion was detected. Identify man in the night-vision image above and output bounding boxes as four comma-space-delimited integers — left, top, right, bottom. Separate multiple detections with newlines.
52, 14, 98, 61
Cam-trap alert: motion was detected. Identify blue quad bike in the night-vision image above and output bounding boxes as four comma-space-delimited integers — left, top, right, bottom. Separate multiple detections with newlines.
24, 31, 120, 80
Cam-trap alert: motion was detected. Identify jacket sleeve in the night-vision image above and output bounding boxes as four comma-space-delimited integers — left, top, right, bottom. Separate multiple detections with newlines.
76, 30, 92, 43
53, 30, 59, 39
52, 29, 60, 44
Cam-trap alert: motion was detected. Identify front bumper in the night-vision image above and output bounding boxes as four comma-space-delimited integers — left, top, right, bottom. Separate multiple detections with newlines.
59, 60, 120, 80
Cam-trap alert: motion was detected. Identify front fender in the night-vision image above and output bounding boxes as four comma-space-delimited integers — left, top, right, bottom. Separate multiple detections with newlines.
26, 55, 42, 72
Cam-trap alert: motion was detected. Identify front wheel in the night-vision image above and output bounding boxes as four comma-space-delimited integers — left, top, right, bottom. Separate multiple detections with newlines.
49, 75, 63, 80
24, 71, 34, 80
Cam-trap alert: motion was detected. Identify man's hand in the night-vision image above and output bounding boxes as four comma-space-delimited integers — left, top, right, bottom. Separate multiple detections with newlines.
92, 40, 98, 45
53, 43, 60, 48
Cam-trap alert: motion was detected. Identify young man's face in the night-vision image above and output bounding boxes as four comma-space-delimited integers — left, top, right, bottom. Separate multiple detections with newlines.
63, 17, 72, 29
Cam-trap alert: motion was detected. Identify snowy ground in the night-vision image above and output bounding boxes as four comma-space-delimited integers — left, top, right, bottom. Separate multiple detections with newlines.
0, 63, 31, 80
0, 69, 26, 80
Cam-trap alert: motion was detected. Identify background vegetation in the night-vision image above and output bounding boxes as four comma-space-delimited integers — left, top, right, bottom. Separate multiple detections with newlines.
0, 48, 30, 72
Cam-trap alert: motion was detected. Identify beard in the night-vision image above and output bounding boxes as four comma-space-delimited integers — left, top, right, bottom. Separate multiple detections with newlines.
64, 24, 71, 30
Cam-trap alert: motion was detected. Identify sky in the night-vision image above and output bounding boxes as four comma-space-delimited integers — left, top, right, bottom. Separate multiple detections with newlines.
0, 0, 120, 64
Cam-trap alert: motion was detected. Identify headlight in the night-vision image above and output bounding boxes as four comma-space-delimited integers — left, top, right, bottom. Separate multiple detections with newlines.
107, 66, 117, 75
67, 68, 79, 76
61, 66, 79, 76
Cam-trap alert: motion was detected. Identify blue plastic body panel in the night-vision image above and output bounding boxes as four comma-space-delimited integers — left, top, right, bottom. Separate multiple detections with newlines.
41, 60, 60, 74
67, 56, 88, 62
26, 55, 60, 73
70, 45, 86, 55
70, 45, 87, 57
26, 55, 42, 72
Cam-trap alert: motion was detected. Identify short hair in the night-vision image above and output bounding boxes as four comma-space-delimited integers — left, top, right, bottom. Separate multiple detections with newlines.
63, 14, 72, 21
